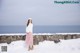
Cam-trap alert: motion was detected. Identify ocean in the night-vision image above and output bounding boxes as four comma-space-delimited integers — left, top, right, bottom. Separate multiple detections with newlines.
0, 25, 80, 34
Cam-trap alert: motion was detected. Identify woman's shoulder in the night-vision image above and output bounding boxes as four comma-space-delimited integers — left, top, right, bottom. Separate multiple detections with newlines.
30, 23, 33, 25
28, 23, 33, 26
31, 23, 33, 26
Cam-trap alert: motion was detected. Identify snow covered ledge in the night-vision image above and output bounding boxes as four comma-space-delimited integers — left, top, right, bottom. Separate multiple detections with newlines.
0, 33, 80, 45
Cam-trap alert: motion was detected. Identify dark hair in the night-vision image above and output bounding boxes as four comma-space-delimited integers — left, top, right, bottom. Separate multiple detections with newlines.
27, 19, 32, 26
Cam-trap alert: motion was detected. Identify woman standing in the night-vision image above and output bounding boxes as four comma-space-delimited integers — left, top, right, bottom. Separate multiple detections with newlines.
26, 18, 33, 51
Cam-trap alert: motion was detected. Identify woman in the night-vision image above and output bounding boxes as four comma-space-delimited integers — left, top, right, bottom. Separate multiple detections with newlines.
26, 18, 33, 51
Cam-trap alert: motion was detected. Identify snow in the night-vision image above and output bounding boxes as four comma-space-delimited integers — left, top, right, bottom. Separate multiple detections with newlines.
0, 33, 80, 36
0, 38, 80, 53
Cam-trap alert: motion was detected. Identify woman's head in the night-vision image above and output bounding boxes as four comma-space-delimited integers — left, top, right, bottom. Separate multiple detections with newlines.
27, 18, 32, 26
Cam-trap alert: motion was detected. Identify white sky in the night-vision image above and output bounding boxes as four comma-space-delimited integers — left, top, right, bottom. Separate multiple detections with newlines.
0, 0, 80, 26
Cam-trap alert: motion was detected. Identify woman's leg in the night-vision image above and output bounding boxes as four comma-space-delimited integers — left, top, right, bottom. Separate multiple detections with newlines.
31, 45, 34, 50
28, 45, 33, 51
30, 45, 34, 50
28, 45, 30, 51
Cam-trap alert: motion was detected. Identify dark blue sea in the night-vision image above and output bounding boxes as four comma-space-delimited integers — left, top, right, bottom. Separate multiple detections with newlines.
0, 25, 80, 34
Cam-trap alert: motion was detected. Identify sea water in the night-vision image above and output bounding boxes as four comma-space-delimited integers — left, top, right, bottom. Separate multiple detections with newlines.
0, 25, 80, 34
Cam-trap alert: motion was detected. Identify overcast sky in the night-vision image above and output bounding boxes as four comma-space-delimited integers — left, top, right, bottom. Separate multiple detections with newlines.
0, 0, 80, 26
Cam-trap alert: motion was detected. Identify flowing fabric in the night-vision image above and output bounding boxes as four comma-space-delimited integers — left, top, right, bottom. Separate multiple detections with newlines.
26, 32, 33, 48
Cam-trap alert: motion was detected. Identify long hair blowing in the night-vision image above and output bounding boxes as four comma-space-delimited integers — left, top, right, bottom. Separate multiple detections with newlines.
27, 19, 32, 26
